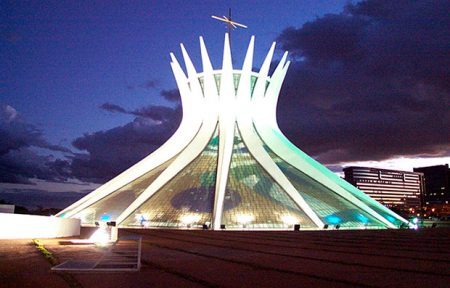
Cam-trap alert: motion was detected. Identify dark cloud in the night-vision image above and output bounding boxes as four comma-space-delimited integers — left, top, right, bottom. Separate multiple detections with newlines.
160, 89, 181, 102
0, 104, 71, 155
0, 104, 73, 184
276, 0, 450, 164
99, 101, 180, 123
278, 14, 367, 63
99, 102, 127, 114
0, 149, 71, 184
0, 101, 182, 185
70, 104, 181, 183
132, 105, 178, 121
0, 188, 87, 209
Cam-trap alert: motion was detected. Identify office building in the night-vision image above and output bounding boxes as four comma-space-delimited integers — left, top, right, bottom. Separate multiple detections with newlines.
344, 166, 424, 212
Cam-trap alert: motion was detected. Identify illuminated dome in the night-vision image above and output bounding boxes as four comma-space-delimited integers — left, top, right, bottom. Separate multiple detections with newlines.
58, 34, 410, 230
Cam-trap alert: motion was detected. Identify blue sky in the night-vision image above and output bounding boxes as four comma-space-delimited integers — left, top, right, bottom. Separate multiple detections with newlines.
2, 1, 348, 142
1, 0, 449, 208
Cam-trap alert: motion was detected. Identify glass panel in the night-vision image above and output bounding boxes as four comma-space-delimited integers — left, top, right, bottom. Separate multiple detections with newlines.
233, 73, 241, 93
264, 147, 387, 229
351, 195, 404, 227
214, 74, 221, 92
222, 127, 316, 229
198, 77, 204, 93
121, 127, 219, 228
250, 75, 257, 95
201, 73, 258, 96
72, 160, 172, 225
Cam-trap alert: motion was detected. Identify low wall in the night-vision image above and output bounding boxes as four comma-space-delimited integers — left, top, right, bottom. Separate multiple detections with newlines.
0, 204, 14, 213
0, 213, 80, 239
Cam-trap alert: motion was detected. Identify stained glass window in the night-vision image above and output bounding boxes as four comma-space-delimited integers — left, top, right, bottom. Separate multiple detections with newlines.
222, 127, 316, 229
263, 145, 387, 229
121, 127, 219, 228
72, 160, 173, 225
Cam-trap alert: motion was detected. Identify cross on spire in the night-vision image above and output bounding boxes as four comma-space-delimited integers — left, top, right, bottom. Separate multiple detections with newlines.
212, 8, 247, 36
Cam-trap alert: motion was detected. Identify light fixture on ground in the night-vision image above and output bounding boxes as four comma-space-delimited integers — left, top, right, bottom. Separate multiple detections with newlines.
180, 214, 201, 228
58, 34, 413, 231
281, 215, 298, 228
235, 214, 254, 228
90, 221, 115, 246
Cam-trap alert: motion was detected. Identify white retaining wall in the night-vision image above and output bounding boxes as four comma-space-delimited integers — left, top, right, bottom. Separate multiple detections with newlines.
0, 213, 80, 239
0, 204, 14, 213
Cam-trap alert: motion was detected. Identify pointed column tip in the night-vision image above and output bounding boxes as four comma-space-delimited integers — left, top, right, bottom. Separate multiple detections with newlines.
285, 60, 291, 69
222, 33, 232, 69
199, 36, 206, 47
224, 33, 230, 44
241, 36, 255, 72
248, 36, 255, 47
200, 36, 214, 72
169, 52, 177, 63
277, 51, 288, 69
270, 41, 276, 51
283, 52, 290, 69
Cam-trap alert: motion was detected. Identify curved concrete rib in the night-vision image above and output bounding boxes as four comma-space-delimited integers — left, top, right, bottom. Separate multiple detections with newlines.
212, 34, 239, 229
116, 48, 218, 225
236, 42, 323, 228
57, 54, 203, 218
253, 59, 404, 228
62, 34, 409, 230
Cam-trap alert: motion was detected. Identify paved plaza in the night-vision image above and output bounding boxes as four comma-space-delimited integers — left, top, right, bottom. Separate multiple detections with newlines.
1, 228, 449, 287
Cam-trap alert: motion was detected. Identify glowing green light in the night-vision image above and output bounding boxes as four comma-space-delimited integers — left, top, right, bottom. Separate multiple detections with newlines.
325, 215, 341, 224
356, 213, 369, 223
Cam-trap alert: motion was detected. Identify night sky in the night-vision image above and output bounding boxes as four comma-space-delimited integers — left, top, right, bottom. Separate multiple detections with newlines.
1, 0, 449, 209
